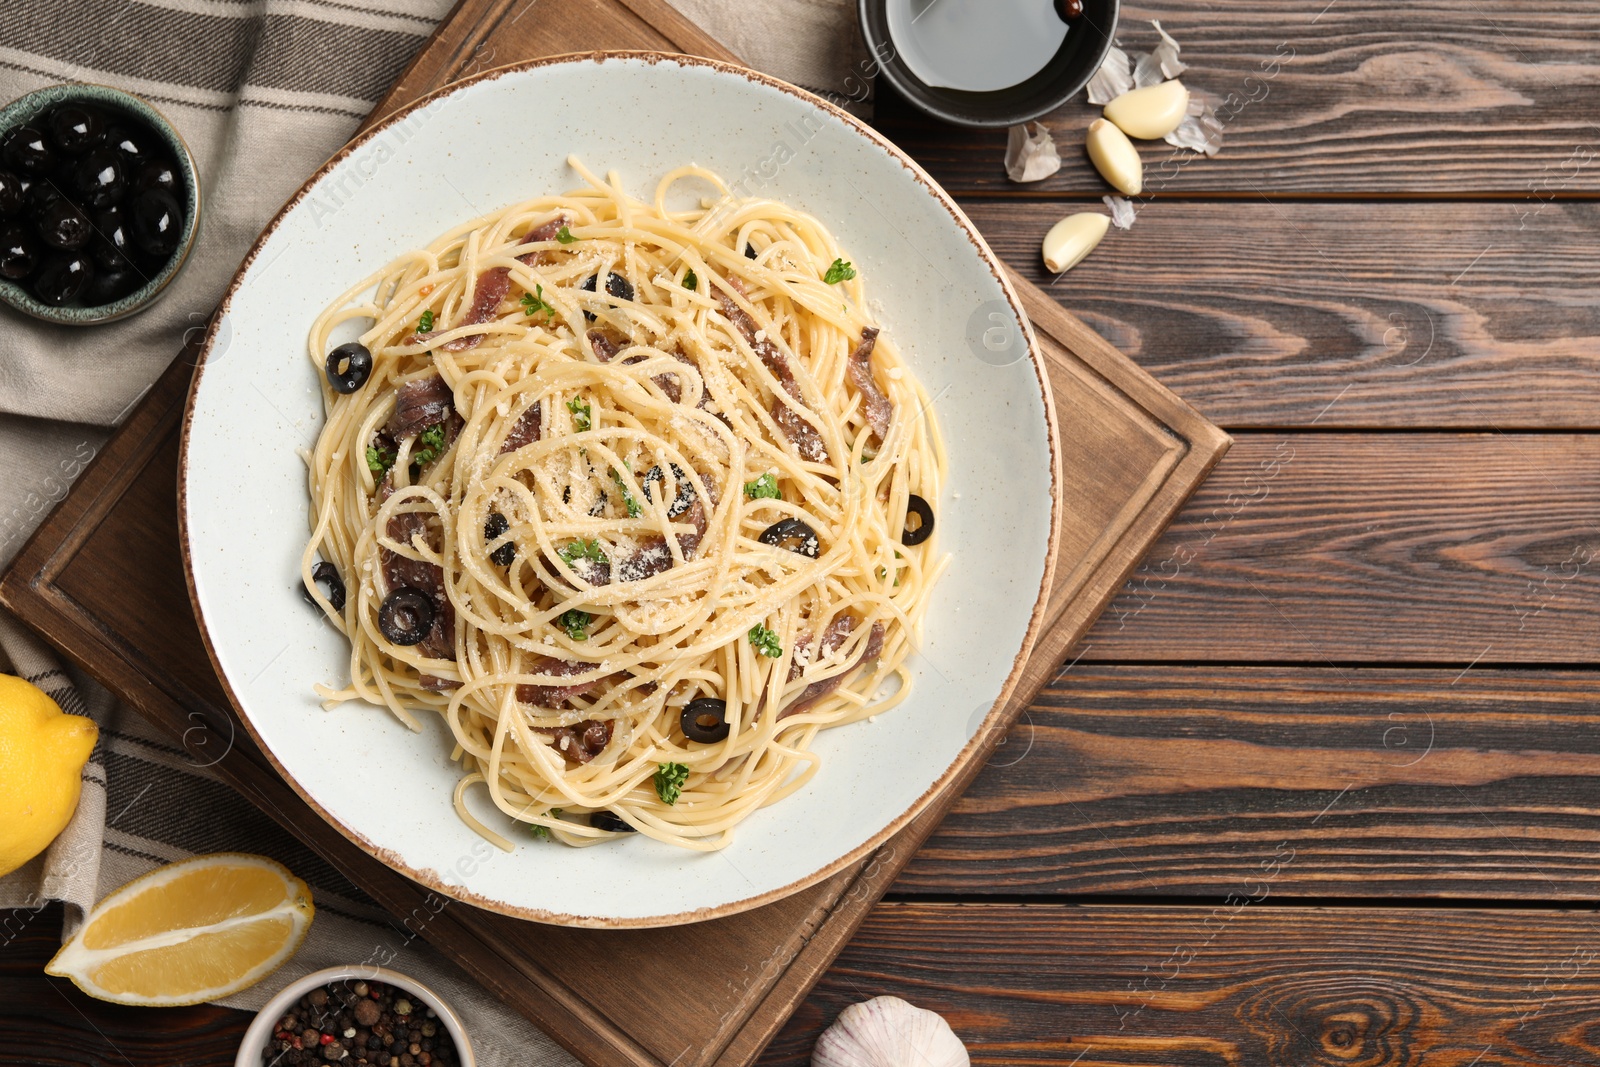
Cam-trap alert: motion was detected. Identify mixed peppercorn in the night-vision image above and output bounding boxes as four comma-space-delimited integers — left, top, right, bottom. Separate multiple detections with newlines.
262, 979, 461, 1066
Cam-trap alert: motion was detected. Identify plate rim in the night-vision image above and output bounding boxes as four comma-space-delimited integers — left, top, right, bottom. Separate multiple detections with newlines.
177, 49, 1064, 928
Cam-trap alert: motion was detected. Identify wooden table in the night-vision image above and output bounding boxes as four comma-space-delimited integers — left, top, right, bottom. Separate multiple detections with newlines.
8, 3, 1600, 1063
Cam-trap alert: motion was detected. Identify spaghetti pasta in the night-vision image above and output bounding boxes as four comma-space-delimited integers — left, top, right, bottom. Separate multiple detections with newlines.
301, 159, 947, 851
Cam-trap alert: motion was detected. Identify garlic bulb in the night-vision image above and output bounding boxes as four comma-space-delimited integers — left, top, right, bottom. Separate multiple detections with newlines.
812, 996, 969, 1067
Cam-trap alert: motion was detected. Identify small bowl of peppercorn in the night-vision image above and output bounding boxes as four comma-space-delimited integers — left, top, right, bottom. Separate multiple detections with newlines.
236, 966, 475, 1067
0, 82, 200, 324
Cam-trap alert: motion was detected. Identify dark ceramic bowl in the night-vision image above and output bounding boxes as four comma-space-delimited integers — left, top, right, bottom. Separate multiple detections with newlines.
859, 0, 1120, 128
0, 83, 201, 325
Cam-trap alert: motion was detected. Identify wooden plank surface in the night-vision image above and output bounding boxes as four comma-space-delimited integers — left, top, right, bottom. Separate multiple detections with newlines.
966, 201, 1600, 429
879, 1, 1600, 197
900, 665, 1600, 898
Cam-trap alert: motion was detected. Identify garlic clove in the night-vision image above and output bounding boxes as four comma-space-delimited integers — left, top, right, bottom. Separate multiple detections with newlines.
812, 996, 969, 1067
1041, 212, 1110, 274
1085, 118, 1143, 195
1104, 79, 1191, 139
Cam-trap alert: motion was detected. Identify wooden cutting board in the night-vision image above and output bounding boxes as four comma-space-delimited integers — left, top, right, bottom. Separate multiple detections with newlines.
0, 3, 1229, 1065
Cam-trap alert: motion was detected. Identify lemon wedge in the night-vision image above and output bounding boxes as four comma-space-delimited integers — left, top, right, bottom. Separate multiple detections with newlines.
46, 852, 313, 1005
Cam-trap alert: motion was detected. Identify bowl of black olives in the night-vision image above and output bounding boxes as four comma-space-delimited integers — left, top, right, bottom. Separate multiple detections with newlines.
0, 84, 200, 324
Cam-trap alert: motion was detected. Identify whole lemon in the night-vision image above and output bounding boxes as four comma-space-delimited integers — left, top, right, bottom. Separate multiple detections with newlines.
0, 674, 98, 877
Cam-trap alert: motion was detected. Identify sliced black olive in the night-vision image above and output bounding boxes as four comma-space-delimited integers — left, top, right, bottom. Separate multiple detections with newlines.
902, 494, 935, 546
0, 170, 22, 217
32, 252, 93, 306
36, 197, 91, 251
0, 223, 40, 281
129, 187, 180, 255
744, 243, 758, 260
131, 158, 179, 197
641, 463, 694, 518
579, 271, 634, 321
324, 342, 372, 393
1, 126, 54, 177
681, 698, 730, 743
72, 147, 125, 210
46, 105, 104, 155
379, 587, 434, 646
82, 261, 138, 305
590, 810, 637, 833
758, 517, 821, 558
484, 511, 516, 567
302, 561, 346, 612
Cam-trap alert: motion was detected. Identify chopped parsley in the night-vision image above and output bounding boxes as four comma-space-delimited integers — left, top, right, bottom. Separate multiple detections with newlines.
556, 225, 576, 244
417, 309, 434, 333
411, 423, 447, 466
655, 762, 689, 805
521, 284, 556, 319
529, 808, 562, 840
611, 465, 641, 518
748, 624, 783, 658
823, 258, 856, 285
558, 538, 607, 567
366, 444, 394, 477
683, 268, 698, 291
743, 473, 781, 500
558, 608, 592, 641
566, 395, 591, 432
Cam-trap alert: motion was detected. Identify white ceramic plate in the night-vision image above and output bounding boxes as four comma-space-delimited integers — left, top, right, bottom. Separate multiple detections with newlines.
182, 53, 1059, 927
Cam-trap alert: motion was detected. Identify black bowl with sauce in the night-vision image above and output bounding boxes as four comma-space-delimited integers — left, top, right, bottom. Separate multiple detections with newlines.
858, 0, 1120, 127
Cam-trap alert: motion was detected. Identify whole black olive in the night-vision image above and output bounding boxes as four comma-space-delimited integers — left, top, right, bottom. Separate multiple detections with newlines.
24, 179, 60, 217
91, 203, 137, 269
579, 270, 634, 320
130, 187, 181, 256
302, 561, 347, 612
757, 517, 821, 558
901, 494, 935, 546
82, 261, 139, 305
324, 342, 372, 393
0, 222, 41, 281
680, 698, 730, 743
33, 252, 93, 306
1, 126, 54, 176
101, 124, 151, 168
36, 197, 92, 251
0, 171, 22, 217
378, 587, 434, 646
46, 105, 104, 155
72, 147, 125, 209
641, 463, 695, 518
131, 158, 179, 197
590, 810, 637, 833
484, 511, 516, 567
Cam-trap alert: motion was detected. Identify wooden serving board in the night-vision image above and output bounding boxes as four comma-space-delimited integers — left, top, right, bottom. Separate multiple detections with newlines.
0, 3, 1229, 1065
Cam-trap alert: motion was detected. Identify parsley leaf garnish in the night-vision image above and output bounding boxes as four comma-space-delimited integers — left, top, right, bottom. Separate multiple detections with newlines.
558, 608, 592, 641
521, 284, 556, 319
556, 225, 576, 244
743, 473, 781, 500
655, 763, 689, 805
611, 465, 641, 518
411, 423, 446, 466
823, 258, 856, 285
417, 309, 434, 333
366, 445, 394, 477
683, 268, 698, 291
558, 539, 607, 567
748, 624, 782, 658
566, 395, 591, 432
529, 809, 562, 840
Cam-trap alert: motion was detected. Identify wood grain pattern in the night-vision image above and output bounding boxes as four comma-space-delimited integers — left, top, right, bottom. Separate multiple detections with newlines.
964, 201, 1600, 429
896, 664, 1600, 898
1081, 433, 1600, 663
878, 1, 1600, 197
763, 903, 1600, 1066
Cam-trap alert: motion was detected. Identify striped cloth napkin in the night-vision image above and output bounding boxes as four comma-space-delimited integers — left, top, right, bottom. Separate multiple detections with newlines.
0, 2, 866, 1063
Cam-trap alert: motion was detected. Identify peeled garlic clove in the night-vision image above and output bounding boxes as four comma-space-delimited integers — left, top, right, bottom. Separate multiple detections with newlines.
812, 996, 970, 1067
1086, 118, 1143, 195
1041, 212, 1110, 273
1104, 79, 1190, 139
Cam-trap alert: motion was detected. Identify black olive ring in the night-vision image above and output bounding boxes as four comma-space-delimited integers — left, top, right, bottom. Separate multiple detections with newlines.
303, 561, 346, 612
902, 494, 935, 546
325, 341, 372, 394
590, 810, 637, 833
484, 511, 516, 566
642, 463, 695, 518
681, 698, 731, 744
379, 587, 435, 646
758, 517, 820, 559
579, 271, 634, 321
